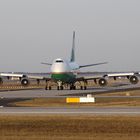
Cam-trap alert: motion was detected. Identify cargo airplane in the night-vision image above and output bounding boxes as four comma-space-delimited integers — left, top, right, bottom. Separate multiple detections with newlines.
0, 31, 139, 90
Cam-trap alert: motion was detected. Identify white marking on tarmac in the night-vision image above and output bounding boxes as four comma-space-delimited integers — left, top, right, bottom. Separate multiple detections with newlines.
0, 112, 140, 114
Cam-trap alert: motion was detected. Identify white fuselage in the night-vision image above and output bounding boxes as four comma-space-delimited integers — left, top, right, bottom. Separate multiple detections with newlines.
51, 58, 79, 73
50, 58, 79, 83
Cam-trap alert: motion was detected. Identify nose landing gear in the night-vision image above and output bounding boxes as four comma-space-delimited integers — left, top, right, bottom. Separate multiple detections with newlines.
57, 81, 64, 90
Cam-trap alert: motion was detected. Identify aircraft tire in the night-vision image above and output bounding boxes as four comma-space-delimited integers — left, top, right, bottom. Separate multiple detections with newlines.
84, 86, 87, 90
60, 86, 63, 90
70, 85, 75, 90
45, 86, 48, 90
49, 86, 52, 90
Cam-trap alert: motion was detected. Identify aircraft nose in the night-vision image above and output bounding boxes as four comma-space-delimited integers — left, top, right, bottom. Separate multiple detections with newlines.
51, 63, 70, 73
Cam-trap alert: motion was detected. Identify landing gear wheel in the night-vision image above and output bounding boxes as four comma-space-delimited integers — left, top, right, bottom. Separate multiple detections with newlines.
49, 86, 52, 90
60, 86, 63, 90
84, 86, 87, 90
73, 86, 76, 90
70, 85, 76, 90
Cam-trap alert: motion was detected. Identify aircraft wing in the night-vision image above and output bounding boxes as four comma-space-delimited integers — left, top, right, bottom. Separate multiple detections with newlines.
0, 73, 24, 78
104, 72, 140, 83
105, 72, 135, 77
76, 72, 140, 86
0, 73, 51, 81
78, 72, 140, 80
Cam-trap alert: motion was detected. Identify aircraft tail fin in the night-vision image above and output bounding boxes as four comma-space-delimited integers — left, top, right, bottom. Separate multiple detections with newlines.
70, 31, 75, 62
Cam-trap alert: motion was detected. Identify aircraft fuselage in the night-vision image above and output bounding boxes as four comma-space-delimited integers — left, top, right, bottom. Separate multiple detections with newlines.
51, 58, 79, 83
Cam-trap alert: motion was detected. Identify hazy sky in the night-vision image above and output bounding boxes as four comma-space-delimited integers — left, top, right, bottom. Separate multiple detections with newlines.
0, 0, 140, 72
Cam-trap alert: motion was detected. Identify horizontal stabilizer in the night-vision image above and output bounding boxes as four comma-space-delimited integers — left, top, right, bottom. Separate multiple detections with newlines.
79, 62, 108, 68
41, 62, 52, 66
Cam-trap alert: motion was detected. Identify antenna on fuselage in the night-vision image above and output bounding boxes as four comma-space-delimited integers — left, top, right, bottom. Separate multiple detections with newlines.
70, 31, 75, 62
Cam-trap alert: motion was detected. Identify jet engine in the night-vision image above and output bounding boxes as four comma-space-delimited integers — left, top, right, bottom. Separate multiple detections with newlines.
98, 78, 107, 86
129, 75, 139, 84
21, 78, 30, 86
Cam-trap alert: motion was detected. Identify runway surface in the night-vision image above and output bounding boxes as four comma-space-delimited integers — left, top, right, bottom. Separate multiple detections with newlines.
0, 83, 140, 98
0, 83, 139, 115
0, 107, 140, 115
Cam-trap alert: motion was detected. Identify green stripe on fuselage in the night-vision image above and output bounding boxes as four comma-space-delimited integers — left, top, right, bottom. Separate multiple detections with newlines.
51, 72, 76, 83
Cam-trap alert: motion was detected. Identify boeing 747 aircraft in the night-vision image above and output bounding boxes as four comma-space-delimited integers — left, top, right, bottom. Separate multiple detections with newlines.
0, 32, 139, 90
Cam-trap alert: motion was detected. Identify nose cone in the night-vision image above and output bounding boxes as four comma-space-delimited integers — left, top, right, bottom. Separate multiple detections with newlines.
51, 59, 70, 73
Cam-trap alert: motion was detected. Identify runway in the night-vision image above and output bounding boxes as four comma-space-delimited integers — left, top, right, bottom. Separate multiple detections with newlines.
0, 107, 140, 115
0, 83, 140, 98
0, 83, 139, 116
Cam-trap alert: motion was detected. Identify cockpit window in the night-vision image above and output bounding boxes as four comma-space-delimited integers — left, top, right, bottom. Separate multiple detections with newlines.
56, 60, 63, 63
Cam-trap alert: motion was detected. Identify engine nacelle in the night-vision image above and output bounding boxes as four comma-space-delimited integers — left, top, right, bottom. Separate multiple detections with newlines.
98, 78, 107, 86
21, 78, 30, 86
129, 75, 139, 84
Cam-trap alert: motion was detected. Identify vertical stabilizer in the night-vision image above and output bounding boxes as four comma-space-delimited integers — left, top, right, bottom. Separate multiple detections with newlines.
70, 31, 75, 62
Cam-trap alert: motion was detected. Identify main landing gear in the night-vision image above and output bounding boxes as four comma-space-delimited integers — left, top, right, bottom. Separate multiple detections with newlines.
57, 86, 64, 90
45, 80, 53, 90
79, 81, 87, 90
70, 84, 76, 90
45, 86, 52, 90
45, 81, 64, 90
70, 81, 87, 90
80, 86, 87, 90
45, 81, 88, 90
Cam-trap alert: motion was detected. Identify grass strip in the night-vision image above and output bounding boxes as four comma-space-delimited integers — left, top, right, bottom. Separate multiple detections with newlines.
0, 115, 140, 140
